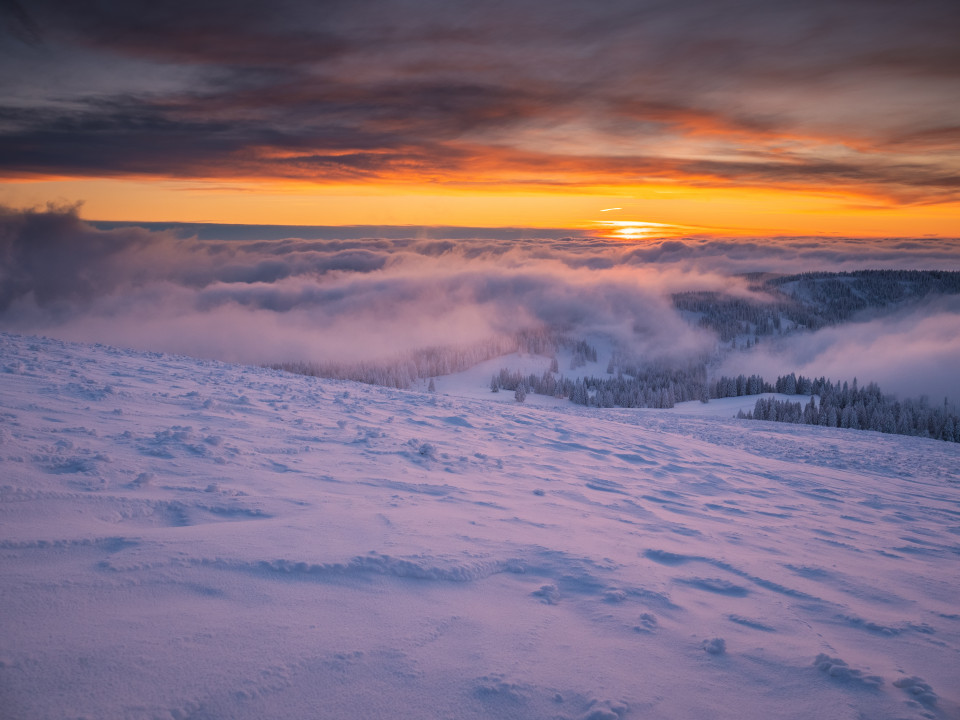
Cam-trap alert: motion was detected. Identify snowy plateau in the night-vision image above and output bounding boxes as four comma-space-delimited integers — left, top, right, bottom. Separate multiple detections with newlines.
1, 331, 958, 720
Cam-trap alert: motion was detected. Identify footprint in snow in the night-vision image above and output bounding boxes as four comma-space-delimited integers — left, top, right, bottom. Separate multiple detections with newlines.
893, 676, 938, 707
474, 674, 527, 704
602, 588, 627, 603
633, 613, 658, 634
813, 654, 883, 687
580, 698, 629, 720
701, 637, 726, 655
532, 584, 561, 605
676, 577, 749, 597
727, 614, 776, 632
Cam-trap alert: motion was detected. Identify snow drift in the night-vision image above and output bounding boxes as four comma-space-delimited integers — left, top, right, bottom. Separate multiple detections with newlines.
1, 332, 958, 719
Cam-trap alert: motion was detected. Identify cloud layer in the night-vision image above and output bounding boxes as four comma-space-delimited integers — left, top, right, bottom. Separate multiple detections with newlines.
720, 298, 960, 402
2, 0, 959, 204
0, 206, 721, 364
2, 206, 959, 402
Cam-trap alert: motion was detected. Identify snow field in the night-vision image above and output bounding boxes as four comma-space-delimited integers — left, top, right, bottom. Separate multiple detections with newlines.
1, 332, 958, 719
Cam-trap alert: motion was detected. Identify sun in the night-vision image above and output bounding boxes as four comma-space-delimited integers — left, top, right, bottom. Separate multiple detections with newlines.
594, 219, 700, 241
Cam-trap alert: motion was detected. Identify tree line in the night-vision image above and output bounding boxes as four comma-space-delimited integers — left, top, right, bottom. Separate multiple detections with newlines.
736, 374, 959, 443
492, 358, 710, 409
674, 270, 960, 343
494, 359, 959, 443
269, 329, 557, 389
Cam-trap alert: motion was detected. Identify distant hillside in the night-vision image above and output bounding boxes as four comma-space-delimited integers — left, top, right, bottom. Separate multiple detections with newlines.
673, 270, 960, 342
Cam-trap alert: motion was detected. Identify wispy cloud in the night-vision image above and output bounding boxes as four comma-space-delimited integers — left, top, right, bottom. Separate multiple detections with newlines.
721, 297, 960, 402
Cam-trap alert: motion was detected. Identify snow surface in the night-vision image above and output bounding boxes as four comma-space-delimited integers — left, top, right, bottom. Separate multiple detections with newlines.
666, 395, 814, 418
417, 345, 611, 406
1, 332, 959, 720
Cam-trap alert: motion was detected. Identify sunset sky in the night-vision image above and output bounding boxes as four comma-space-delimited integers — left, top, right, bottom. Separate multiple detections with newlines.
1, 0, 958, 237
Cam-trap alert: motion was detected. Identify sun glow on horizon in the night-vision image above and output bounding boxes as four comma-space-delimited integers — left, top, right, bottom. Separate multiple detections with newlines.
1, 0, 957, 239
2, 176, 958, 239
594, 218, 746, 241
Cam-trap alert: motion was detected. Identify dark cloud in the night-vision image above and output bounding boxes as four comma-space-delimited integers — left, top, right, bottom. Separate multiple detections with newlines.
0, 206, 408, 312
1, 0, 958, 200
0, 203, 157, 308
16, 0, 354, 65
0, 0, 42, 44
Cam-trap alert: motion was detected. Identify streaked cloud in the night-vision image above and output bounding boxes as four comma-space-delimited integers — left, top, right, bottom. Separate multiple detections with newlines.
0, 0, 958, 212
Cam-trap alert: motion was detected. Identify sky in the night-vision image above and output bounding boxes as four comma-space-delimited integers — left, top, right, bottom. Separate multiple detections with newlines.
1, 2, 959, 398
1, 0, 959, 236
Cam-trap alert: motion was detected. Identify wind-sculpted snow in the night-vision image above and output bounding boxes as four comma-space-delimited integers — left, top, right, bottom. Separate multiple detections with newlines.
1, 332, 959, 719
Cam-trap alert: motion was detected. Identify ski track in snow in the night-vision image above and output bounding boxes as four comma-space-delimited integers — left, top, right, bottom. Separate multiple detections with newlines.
1, 332, 959, 720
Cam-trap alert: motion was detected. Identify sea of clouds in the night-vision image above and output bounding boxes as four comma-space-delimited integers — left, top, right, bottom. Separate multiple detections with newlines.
2, 205, 958, 400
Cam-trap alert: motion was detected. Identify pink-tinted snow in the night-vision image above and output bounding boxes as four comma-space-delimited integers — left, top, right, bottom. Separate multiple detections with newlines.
1, 333, 958, 719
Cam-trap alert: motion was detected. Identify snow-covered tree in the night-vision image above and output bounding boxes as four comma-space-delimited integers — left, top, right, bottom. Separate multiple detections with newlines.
515, 384, 527, 403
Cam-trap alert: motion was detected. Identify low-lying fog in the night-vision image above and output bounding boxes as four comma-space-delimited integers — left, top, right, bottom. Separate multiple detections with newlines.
3, 205, 959, 400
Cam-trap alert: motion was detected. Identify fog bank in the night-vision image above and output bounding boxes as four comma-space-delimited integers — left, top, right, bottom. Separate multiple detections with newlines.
2, 206, 958, 400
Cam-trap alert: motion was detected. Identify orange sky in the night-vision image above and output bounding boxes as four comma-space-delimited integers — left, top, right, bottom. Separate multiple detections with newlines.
2, 177, 957, 238
1, 0, 958, 238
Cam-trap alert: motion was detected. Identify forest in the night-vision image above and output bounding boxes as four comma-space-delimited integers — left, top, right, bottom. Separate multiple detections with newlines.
272, 270, 960, 443
736, 375, 960, 443
674, 269, 960, 342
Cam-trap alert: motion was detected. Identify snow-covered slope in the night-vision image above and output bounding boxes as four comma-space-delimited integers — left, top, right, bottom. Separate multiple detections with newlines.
1, 332, 958, 720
